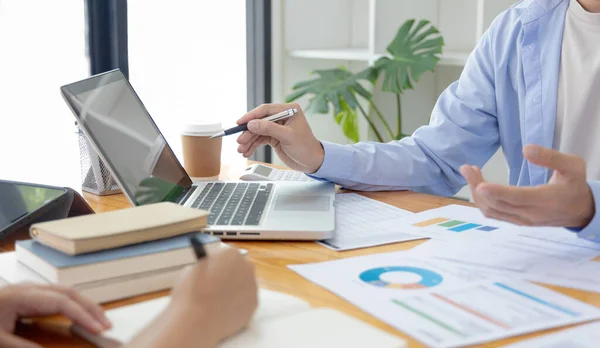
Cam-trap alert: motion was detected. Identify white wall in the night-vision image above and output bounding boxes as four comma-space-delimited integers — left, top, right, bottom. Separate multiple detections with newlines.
0, 1, 87, 189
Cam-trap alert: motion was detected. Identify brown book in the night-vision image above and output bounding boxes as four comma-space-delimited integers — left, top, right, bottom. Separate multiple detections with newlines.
30, 202, 209, 255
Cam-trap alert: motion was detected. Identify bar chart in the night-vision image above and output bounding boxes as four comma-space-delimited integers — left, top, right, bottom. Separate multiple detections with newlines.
396, 205, 515, 241
413, 217, 498, 233
384, 280, 600, 347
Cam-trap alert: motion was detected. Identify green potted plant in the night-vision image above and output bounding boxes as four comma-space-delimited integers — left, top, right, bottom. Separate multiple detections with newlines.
286, 19, 444, 143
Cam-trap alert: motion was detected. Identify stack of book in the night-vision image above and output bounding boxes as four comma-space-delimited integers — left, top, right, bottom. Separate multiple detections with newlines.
0, 202, 217, 303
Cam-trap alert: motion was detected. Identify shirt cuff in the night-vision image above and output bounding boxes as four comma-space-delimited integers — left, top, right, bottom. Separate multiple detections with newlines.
307, 141, 354, 181
575, 181, 600, 242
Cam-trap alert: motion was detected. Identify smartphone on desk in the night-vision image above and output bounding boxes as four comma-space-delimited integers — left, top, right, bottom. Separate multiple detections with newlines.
239, 164, 315, 182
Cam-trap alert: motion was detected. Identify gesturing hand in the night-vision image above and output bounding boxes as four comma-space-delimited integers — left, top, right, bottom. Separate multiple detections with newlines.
460, 144, 595, 228
0, 284, 111, 348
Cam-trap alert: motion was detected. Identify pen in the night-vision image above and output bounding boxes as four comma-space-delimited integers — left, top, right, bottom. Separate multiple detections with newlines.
190, 234, 207, 259
210, 108, 298, 139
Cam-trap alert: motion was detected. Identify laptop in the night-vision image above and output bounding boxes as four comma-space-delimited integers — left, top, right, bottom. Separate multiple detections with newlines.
60, 69, 335, 240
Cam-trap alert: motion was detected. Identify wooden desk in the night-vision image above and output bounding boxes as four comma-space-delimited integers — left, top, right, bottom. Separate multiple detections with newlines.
3, 162, 599, 347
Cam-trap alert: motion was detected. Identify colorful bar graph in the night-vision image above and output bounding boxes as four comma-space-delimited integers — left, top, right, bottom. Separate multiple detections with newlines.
412, 217, 498, 233
448, 223, 481, 232
413, 217, 449, 227
438, 220, 466, 228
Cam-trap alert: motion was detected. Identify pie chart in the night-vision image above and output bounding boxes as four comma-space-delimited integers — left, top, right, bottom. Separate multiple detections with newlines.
359, 266, 443, 289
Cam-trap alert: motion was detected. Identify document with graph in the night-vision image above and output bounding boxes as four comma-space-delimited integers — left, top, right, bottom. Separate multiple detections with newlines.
289, 251, 600, 348
398, 205, 600, 248
396, 204, 516, 240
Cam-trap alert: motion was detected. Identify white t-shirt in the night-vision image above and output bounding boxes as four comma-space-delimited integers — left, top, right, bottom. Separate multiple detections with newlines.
553, 0, 600, 180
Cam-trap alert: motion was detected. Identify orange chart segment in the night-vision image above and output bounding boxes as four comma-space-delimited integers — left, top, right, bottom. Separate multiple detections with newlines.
431, 293, 512, 329
412, 217, 449, 227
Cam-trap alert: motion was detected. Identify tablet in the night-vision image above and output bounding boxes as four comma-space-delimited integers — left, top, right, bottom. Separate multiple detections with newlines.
0, 180, 73, 239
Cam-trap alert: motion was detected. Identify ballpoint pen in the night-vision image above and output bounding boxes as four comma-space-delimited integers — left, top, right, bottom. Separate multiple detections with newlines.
209, 108, 298, 139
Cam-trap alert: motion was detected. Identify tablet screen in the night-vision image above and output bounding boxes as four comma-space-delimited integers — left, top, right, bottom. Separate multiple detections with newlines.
61, 70, 192, 206
0, 182, 65, 232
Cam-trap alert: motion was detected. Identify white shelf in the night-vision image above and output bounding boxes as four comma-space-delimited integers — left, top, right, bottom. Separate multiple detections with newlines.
288, 48, 470, 67
288, 48, 372, 61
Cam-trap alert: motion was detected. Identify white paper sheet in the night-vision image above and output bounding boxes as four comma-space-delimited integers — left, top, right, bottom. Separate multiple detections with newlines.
524, 261, 600, 293
391, 204, 518, 241
289, 253, 600, 348
318, 194, 422, 251
383, 280, 600, 348
394, 205, 600, 249
408, 239, 600, 292
503, 321, 600, 348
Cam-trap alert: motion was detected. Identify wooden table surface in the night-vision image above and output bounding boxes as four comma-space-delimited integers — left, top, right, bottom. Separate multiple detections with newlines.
3, 161, 599, 347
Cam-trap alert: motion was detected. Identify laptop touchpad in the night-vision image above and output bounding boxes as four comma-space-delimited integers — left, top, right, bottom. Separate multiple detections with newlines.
274, 195, 330, 212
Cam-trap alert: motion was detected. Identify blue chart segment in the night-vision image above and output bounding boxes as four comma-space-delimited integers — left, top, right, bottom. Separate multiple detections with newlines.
493, 282, 580, 316
449, 223, 481, 232
359, 266, 444, 289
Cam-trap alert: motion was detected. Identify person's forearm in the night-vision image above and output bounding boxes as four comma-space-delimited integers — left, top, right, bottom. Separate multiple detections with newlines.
309, 140, 471, 196
126, 305, 219, 348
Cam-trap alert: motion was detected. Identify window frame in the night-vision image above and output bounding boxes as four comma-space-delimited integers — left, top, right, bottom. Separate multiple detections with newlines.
246, 0, 273, 163
85, 0, 271, 161
85, 0, 129, 77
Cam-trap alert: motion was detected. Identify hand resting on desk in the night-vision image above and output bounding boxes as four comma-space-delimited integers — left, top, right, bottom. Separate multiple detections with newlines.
0, 284, 111, 348
0, 247, 257, 348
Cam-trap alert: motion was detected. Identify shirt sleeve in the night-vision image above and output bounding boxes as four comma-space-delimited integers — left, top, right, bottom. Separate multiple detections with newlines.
309, 23, 502, 197
576, 181, 600, 242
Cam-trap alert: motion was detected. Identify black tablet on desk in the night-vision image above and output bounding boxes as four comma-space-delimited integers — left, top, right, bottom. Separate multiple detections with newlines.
0, 180, 74, 240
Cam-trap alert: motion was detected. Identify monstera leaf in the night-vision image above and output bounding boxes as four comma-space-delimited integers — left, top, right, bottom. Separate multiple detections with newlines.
334, 99, 359, 142
285, 67, 376, 115
374, 19, 444, 93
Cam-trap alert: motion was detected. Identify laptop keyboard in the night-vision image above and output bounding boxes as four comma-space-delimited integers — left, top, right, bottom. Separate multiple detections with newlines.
190, 183, 273, 226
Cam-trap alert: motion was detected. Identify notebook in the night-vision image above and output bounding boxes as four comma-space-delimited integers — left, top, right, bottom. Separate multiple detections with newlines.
15, 234, 221, 285
0, 251, 188, 304
30, 202, 209, 255
72, 289, 407, 348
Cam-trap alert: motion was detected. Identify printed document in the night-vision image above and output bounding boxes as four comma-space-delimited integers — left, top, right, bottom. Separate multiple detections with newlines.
409, 239, 600, 292
503, 321, 600, 348
319, 194, 423, 251
396, 205, 600, 249
289, 252, 600, 348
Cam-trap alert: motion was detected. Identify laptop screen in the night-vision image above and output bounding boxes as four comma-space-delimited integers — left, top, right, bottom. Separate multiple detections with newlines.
61, 70, 193, 206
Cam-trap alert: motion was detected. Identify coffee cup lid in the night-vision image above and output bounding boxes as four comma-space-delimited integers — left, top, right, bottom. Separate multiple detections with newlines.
181, 122, 223, 136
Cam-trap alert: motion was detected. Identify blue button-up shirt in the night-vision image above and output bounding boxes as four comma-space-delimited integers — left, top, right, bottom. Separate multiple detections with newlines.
311, 0, 600, 241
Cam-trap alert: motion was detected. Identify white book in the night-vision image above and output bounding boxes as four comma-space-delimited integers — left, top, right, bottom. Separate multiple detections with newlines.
72, 289, 407, 348
0, 252, 188, 304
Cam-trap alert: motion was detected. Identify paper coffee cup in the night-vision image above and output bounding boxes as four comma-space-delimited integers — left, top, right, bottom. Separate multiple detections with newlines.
181, 122, 222, 178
